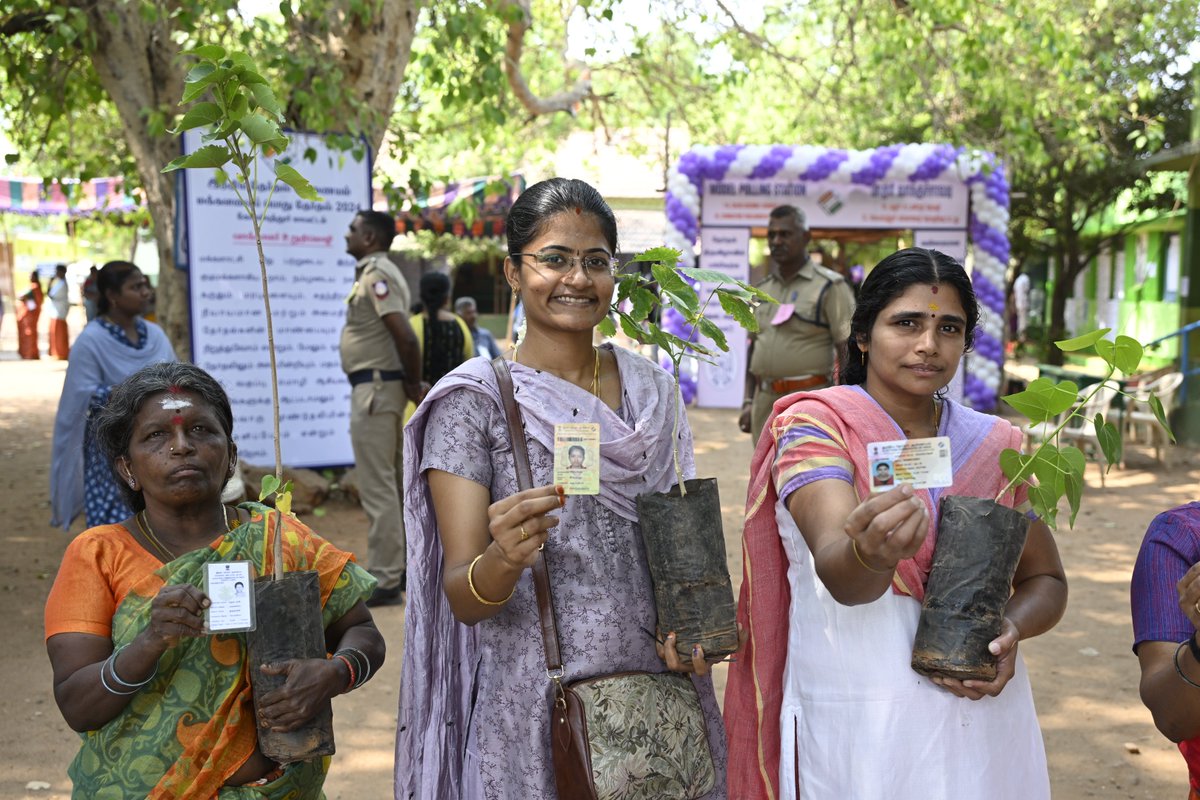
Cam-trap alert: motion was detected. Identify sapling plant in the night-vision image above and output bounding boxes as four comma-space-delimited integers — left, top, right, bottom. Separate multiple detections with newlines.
998, 328, 1174, 528
162, 46, 324, 573
599, 246, 774, 491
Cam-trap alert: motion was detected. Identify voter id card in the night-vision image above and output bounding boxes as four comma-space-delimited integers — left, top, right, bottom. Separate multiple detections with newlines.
866, 436, 953, 494
553, 422, 600, 495
203, 561, 256, 634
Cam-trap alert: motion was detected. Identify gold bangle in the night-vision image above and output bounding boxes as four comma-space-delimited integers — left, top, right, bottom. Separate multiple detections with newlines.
467, 553, 515, 606
851, 539, 893, 575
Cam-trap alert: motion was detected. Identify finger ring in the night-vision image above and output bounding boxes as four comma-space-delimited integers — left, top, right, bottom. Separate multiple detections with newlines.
1194, 600, 1200, 616
519, 525, 529, 542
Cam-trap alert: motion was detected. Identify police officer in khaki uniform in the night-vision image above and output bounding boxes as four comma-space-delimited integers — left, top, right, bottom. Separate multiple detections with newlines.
341, 210, 425, 606
738, 205, 855, 444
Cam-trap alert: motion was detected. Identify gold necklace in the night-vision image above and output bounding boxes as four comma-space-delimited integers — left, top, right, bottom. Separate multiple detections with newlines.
136, 506, 237, 562
933, 397, 943, 432
512, 346, 601, 398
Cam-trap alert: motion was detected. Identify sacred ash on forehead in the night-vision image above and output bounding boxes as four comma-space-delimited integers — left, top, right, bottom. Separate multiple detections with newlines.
160, 388, 193, 411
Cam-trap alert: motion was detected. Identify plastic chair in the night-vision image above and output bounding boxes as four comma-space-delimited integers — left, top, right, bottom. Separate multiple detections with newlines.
1123, 371, 1183, 466
1021, 381, 1120, 488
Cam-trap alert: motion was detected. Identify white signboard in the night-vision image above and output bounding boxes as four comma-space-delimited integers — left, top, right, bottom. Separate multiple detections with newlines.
912, 230, 968, 264
696, 228, 751, 408
700, 179, 969, 230
183, 130, 371, 467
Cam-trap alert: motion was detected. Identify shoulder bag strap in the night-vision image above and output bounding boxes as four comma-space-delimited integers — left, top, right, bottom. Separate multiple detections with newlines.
489, 356, 564, 675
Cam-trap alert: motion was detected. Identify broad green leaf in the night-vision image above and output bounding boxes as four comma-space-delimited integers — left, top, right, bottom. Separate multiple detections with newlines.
678, 267, 740, 285
632, 246, 683, 264
259, 474, 280, 501
629, 287, 656, 323
651, 263, 700, 314
718, 291, 758, 333
161, 144, 231, 172
184, 62, 216, 84
1028, 484, 1059, 527
274, 162, 323, 201
597, 316, 617, 338
239, 112, 281, 145
1095, 336, 1143, 374
227, 51, 256, 70
1061, 445, 1086, 527
250, 83, 283, 120
999, 448, 1031, 482
1054, 328, 1110, 351
619, 313, 646, 343
235, 69, 268, 85
1002, 378, 1078, 423
1149, 393, 1176, 443
1031, 447, 1067, 497
696, 316, 728, 352
168, 102, 221, 134
1095, 415, 1122, 468
185, 45, 226, 61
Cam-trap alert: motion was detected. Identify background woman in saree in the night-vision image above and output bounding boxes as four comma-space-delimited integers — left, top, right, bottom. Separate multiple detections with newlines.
17, 269, 43, 359
724, 248, 1067, 799
395, 178, 727, 798
49, 261, 176, 530
44, 362, 382, 799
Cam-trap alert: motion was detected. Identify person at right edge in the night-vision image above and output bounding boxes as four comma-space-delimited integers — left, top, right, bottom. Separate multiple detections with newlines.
340, 209, 426, 607
1132, 502, 1200, 795
738, 205, 854, 445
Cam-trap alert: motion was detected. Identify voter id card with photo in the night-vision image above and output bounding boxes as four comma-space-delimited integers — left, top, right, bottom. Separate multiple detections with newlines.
203, 561, 256, 634
553, 422, 600, 495
866, 436, 953, 494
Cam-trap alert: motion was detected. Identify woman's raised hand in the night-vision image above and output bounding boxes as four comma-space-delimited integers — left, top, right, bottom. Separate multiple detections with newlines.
486, 484, 564, 570
843, 483, 929, 572
144, 584, 210, 650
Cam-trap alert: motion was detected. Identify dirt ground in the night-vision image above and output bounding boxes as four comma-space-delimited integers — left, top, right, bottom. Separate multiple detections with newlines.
0, 322, 1196, 798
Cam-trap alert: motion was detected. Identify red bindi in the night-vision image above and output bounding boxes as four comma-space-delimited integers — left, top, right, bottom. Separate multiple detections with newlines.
171, 415, 184, 426
930, 285, 939, 294
575, 206, 582, 215
168, 385, 182, 394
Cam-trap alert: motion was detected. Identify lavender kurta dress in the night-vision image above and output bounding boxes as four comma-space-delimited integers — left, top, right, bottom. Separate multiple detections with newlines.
396, 345, 727, 799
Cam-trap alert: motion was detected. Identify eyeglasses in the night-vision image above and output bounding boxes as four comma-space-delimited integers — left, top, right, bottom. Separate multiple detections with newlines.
512, 250, 618, 278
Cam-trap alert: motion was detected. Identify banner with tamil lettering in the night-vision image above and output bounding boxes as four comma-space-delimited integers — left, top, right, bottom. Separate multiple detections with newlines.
181, 130, 371, 467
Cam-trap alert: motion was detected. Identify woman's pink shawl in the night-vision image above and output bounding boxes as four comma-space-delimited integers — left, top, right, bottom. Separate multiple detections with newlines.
723, 385, 1027, 800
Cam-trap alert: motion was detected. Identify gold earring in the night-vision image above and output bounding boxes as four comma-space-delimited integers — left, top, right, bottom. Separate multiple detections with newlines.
860, 349, 865, 366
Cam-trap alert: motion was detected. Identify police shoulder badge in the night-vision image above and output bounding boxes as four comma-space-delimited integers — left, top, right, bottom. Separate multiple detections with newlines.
372, 280, 390, 298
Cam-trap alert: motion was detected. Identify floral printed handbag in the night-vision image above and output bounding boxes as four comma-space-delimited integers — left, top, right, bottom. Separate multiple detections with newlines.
491, 357, 717, 800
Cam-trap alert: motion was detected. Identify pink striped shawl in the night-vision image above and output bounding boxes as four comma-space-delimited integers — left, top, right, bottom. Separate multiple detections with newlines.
723, 384, 1028, 800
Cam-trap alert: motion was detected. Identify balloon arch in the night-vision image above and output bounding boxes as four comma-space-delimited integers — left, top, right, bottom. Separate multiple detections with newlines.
656, 143, 1010, 412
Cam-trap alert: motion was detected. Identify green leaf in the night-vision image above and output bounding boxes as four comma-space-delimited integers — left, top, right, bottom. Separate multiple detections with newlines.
274, 162, 323, 201
632, 246, 683, 264
1054, 328, 1110, 351
1031, 447, 1067, 497
619, 313, 646, 343
1028, 484, 1059, 527
1149, 393, 1176, 443
1094, 336, 1142, 373
185, 45, 226, 61
250, 83, 283, 120
161, 144, 231, 172
597, 316, 617, 338
4, 154, 18, 165
629, 287, 656, 323
696, 316, 728, 352
184, 62, 216, 84
678, 267, 740, 285
1095, 414, 1122, 468
313, 507, 327, 518
999, 448, 1030, 483
1061, 445, 1086, 527
718, 291, 758, 333
182, 69, 221, 104
168, 102, 222, 134
259, 474, 280, 501
1002, 378, 1078, 423
239, 112, 281, 145
651, 263, 699, 315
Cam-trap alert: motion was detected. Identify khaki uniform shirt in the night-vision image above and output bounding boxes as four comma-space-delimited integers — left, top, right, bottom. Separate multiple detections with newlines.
749, 260, 855, 379
339, 251, 412, 374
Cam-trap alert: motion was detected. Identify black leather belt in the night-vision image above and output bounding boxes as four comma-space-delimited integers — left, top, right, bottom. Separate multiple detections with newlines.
347, 369, 406, 387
